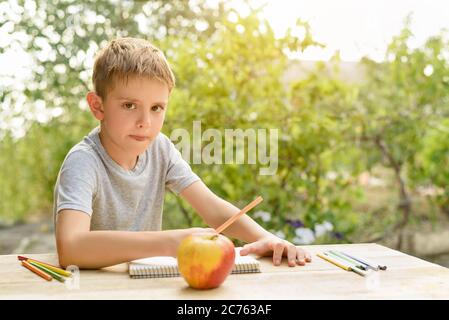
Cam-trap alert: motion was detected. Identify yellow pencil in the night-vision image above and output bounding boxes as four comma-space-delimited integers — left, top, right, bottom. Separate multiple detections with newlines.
317, 252, 351, 271
18, 256, 72, 277
28, 259, 72, 277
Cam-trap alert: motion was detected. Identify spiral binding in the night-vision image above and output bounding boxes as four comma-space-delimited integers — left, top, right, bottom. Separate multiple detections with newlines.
129, 260, 261, 279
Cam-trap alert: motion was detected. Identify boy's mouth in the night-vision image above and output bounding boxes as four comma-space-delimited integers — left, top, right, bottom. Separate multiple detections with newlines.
129, 135, 150, 142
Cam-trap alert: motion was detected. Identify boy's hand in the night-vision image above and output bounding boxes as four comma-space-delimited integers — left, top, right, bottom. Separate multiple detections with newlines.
239, 235, 312, 267
167, 227, 216, 257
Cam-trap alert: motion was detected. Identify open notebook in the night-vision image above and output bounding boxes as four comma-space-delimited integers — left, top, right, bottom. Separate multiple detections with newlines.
129, 248, 261, 279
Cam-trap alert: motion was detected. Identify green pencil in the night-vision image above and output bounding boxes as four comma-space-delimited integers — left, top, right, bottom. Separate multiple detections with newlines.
326, 251, 369, 277
329, 250, 367, 270
28, 260, 66, 283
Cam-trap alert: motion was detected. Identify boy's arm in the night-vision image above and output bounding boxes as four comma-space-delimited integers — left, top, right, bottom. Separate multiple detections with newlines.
180, 180, 312, 266
179, 181, 273, 243
56, 209, 213, 269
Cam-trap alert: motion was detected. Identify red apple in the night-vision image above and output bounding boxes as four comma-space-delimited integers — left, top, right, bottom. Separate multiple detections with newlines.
177, 232, 235, 289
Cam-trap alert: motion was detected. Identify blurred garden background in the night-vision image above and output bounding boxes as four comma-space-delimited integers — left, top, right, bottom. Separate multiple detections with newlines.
1, 0, 449, 267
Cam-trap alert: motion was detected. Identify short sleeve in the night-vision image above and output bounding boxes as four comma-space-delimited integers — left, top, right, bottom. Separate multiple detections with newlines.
55, 150, 98, 216
165, 138, 201, 195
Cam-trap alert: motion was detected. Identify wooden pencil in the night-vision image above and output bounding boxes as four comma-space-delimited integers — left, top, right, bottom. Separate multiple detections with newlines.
21, 260, 52, 281
325, 251, 370, 277
28, 260, 66, 283
18, 256, 72, 277
317, 252, 351, 271
216, 196, 263, 234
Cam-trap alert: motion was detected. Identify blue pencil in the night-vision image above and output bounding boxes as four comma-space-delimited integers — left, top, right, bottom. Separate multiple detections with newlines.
324, 251, 369, 277
340, 251, 386, 271
329, 250, 367, 270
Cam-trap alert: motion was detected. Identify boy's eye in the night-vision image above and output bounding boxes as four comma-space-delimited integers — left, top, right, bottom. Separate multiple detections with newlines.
151, 105, 164, 113
123, 103, 137, 110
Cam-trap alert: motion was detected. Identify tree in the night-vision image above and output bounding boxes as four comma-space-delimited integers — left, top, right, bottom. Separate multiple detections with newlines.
0, 0, 228, 224
356, 17, 449, 248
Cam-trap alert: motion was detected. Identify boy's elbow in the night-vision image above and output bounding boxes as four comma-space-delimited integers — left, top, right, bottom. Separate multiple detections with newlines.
58, 255, 70, 270
57, 246, 75, 269
56, 237, 81, 269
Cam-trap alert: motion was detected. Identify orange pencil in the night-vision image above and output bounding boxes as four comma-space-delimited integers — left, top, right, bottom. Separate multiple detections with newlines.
18, 255, 71, 277
216, 196, 263, 234
21, 260, 53, 281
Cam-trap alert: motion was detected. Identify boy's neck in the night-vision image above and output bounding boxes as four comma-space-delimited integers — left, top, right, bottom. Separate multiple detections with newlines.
98, 128, 138, 171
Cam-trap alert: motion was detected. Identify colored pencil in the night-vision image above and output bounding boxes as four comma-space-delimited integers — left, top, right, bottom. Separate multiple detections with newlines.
349, 264, 370, 277
340, 251, 386, 271
325, 251, 369, 276
18, 255, 60, 268
28, 260, 66, 283
317, 252, 351, 271
21, 260, 52, 281
337, 251, 376, 270
216, 196, 263, 234
329, 250, 367, 270
326, 251, 362, 269
320, 252, 369, 277
17, 256, 72, 277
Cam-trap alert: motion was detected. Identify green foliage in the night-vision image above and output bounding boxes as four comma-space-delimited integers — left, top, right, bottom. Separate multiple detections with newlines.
162, 10, 324, 240
354, 16, 449, 235
0, 107, 95, 224
414, 119, 449, 215
284, 56, 364, 239
2, 2, 449, 247
1, 0, 228, 224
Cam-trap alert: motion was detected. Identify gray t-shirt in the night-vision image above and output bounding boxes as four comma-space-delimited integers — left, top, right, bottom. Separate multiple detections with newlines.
53, 126, 200, 231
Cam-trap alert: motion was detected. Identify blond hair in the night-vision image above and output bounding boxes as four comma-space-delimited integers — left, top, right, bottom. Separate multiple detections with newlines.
92, 37, 175, 99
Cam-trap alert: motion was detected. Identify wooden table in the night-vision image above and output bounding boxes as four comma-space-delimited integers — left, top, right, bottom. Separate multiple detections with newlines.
1, 243, 449, 299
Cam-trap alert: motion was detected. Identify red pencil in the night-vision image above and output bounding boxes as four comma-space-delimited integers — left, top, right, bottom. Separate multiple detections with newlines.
17, 255, 61, 269
21, 260, 53, 281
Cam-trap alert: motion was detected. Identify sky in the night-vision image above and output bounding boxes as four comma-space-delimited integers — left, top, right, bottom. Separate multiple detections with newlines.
253, 0, 449, 61
2, 0, 449, 80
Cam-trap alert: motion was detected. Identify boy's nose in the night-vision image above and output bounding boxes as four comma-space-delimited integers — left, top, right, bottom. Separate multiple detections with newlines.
137, 111, 151, 128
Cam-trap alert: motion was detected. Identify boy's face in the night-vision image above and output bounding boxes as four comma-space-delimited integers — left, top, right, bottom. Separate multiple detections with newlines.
89, 76, 169, 162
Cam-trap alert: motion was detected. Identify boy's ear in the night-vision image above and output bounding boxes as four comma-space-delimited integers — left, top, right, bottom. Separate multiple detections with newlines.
86, 92, 105, 121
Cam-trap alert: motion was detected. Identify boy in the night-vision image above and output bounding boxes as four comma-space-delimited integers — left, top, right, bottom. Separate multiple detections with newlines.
53, 37, 311, 269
